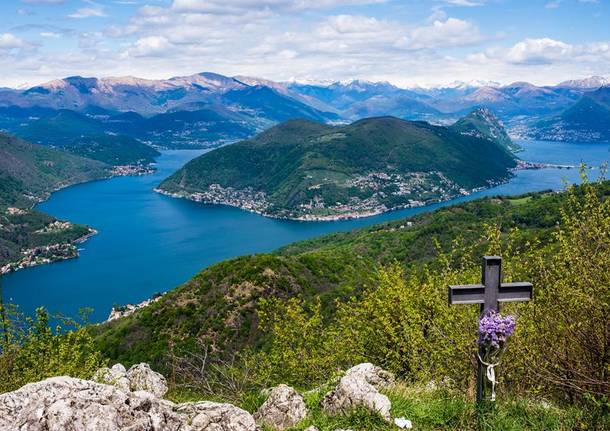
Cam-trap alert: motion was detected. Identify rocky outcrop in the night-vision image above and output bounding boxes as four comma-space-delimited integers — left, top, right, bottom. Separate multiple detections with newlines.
176, 401, 256, 431
127, 363, 169, 397
321, 363, 395, 422
342, 363, 394, 390
0, 362, 394, 430
93, 362, 168, 398
253, 384, 307, 430
0, 374, 255, 431
92, 363, 130, 393
0, 377, 184, 431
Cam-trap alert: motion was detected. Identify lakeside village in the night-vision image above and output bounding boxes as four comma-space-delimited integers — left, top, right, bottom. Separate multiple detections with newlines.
0, 211, 98, 275
106, 292, 165, 322
157, 160, 571, 222
111, 164, 156, 176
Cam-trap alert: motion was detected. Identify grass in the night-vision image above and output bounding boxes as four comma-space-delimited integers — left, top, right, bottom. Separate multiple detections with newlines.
251, 383, 595, 431
507, 196, 533, 206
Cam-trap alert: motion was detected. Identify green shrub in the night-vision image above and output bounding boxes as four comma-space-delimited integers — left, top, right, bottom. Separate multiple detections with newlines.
0, 307, 107, 393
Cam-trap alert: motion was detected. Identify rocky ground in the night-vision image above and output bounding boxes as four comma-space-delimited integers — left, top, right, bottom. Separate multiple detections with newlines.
0, 363, 397, 431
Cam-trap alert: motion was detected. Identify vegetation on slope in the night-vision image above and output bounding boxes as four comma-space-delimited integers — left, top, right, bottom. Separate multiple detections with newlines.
93, 186, 569, 368
0, 133, 108, 208
1, 177, 608, 428
61, 135, 160, 166
450, 107, 518, 151
159, 115, 516, 219
0, 132, 108, 269
0, 307, 106, 394
94, 177, 610, 426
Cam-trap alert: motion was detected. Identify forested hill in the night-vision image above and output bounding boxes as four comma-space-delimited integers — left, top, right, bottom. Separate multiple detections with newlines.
0, 133, 108, 208
95, 182, 590, 368
0, 132, 108, 270
450, 107, 517, 151
158, 114, 516, 220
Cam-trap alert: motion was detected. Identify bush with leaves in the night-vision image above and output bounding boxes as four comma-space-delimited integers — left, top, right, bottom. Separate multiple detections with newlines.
248, 173, 609, 415
0, 306, 107, 393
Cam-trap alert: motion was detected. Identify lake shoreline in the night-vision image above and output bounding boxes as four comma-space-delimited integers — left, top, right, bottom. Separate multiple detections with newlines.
4, 142, 607, 322
1, 164, 158, 275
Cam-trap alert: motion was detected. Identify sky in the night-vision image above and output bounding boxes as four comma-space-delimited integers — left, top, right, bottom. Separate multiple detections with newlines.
0, 0, 608, 88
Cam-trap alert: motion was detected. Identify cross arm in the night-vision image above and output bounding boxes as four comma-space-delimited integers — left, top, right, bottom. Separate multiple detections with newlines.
448, 284, 485, 305
498, 281, 533, 303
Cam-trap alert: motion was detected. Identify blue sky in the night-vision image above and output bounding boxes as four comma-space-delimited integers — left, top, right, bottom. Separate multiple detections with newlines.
0, 0, 608, 88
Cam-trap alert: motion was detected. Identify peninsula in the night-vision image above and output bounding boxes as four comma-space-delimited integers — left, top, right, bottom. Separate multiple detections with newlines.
157, 112, 517, 220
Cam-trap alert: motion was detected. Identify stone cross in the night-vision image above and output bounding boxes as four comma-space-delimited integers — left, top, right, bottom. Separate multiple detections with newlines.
448, 256, 533, 403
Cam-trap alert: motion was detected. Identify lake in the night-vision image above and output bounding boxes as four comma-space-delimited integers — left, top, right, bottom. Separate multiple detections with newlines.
4, 139, 609, 321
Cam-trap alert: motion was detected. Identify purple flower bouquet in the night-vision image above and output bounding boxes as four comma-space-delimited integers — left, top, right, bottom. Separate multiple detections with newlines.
478, 310, 516, 353
477, 310, 516, 400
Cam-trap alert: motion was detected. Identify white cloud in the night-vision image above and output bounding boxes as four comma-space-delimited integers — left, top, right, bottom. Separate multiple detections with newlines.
488, 38, 610, 65
442, 0, 485, 7
68, 1, 107, 18
0, 34, 26, 49
40, 31, 61, 38
505, 38, 571, 64
128, 35, 173, 57
68, 7, 107, 18
21, 0, 64, 4
407, 18, 483, 49
171, 0, 387, 15
545, 0, 562, 9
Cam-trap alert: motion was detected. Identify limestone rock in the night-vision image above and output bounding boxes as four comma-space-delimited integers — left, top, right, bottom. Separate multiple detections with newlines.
92, 363, 130, 393
321, 363, 393, 422
253, 384, 307, 430
127, 363, 168, 397
0, 376, 185, 431
0, 376, 258, 431
176, 401, 256, 431
92, 362, 168, 398
343, 363, 394, 390
304, 427, 319, 431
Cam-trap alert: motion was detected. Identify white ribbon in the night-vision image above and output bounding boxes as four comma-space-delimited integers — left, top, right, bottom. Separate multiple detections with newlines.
478, 353, 499, 401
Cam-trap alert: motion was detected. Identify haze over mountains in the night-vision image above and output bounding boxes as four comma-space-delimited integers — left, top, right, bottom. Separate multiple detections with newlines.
0, 72, 608, 150
528, 86, 610, 142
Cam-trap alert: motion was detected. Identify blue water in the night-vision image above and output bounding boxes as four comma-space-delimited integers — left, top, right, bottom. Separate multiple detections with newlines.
4, 140, 610, 321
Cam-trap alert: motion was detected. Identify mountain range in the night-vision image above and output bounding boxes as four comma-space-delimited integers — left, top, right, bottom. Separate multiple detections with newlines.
528, 86, 610, 142
158, 110, 516, 220
1, 73, 608, 151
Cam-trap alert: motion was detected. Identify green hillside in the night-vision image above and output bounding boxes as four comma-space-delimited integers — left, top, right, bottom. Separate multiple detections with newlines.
159, 116, 516, 220
95, 185, 575, 368
94, 179, 610, 424
450, 107, 518, 151
61, 135, 160, 166
0, 133, 108, 270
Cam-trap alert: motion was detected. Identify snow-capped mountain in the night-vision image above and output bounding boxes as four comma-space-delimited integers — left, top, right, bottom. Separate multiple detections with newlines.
556, 76, 609, 90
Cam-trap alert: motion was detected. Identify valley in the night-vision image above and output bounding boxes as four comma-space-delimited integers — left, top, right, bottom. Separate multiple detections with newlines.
3, 139, 605, 322
2, 1, 610, 427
